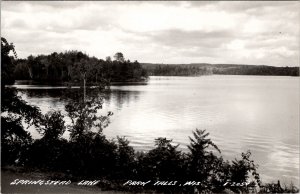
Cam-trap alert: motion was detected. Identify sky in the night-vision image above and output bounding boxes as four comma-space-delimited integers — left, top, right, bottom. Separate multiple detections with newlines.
1, 1, 299, 66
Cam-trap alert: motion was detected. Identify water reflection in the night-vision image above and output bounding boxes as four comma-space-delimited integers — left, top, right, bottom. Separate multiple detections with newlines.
19, 89, 64, 98
19, 87, 142, 116
104, 90, 141, 110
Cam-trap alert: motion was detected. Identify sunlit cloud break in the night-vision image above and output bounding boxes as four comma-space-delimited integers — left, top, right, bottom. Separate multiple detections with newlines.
1, 1, 299, 66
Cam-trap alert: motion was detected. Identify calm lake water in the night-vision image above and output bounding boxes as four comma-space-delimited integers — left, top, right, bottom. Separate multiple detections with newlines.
13, 75, 299, 186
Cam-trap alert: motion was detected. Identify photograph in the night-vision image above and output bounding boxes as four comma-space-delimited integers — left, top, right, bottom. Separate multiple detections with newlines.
1, 1, 299, 193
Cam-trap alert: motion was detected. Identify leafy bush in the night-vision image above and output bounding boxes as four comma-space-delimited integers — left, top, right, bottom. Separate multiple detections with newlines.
187, 129, 221, 184
38, 111, 66, 140
68, 132, 117, 178
115, 136, 136, 179
138, 138, 185, 181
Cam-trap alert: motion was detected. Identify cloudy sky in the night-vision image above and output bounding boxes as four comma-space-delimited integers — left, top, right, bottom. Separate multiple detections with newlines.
1, 1, 299, 66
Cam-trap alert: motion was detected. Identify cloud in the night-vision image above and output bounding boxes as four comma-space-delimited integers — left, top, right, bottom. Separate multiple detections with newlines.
147, 29, 234, 48
1, 1, 299, 66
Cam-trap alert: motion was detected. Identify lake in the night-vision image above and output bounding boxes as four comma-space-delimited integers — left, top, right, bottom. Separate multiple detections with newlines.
13, 75, 299, 186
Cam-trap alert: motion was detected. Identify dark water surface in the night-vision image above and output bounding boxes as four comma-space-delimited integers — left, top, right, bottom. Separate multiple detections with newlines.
13, 75, 299, 186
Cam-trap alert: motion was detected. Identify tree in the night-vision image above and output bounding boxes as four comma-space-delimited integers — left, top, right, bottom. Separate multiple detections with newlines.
37, 111, 66, 141
187, 129, 221, 188
26, 111, 68, 170
1, 37, 43, 166
115, 136, 136, 179
140, 138, 184, 180
65, 91, 112, 141
229, 150, 261, 191
1, 37, 17, 86
63, 61, 112, 142
106, 56, 112, 62
113, 52, 125, 62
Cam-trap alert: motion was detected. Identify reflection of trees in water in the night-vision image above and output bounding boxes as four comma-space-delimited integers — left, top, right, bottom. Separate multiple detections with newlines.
20, 88, 142, 110
20, 89, 64, 98
21, 88, 85, 101
104, 90, 141, 109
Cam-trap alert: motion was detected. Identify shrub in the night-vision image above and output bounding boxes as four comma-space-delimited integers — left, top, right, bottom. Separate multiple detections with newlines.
187, 129, 221, 188
138, 138, 185, 180
115, 136, 136, 179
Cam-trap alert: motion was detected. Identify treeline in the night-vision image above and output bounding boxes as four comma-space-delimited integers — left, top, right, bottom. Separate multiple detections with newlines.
141, 63, 299, 76
212, 64, 299, 76
13, 51, 148, 83
142, 63, 212, 76
11, 51, 299, 82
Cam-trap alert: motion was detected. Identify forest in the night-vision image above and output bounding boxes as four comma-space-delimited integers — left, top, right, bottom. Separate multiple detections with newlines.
1, 37, 299, 193
13, 51, 148, 83
142, 63, 299, 77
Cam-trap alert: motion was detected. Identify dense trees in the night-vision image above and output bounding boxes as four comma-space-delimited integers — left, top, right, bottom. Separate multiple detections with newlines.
142, 63, 299, 76
14, 53, 298, 82
212, 64, 299, 76
142, 63, 211, 76
13, 51, 148, 83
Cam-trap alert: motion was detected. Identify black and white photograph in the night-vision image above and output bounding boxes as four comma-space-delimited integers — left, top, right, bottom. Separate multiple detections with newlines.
1, 1, 299, 193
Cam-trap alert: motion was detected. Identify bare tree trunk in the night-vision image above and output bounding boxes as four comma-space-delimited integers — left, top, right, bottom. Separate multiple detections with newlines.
83, 73, 86, 102
26, 64, 33, 79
